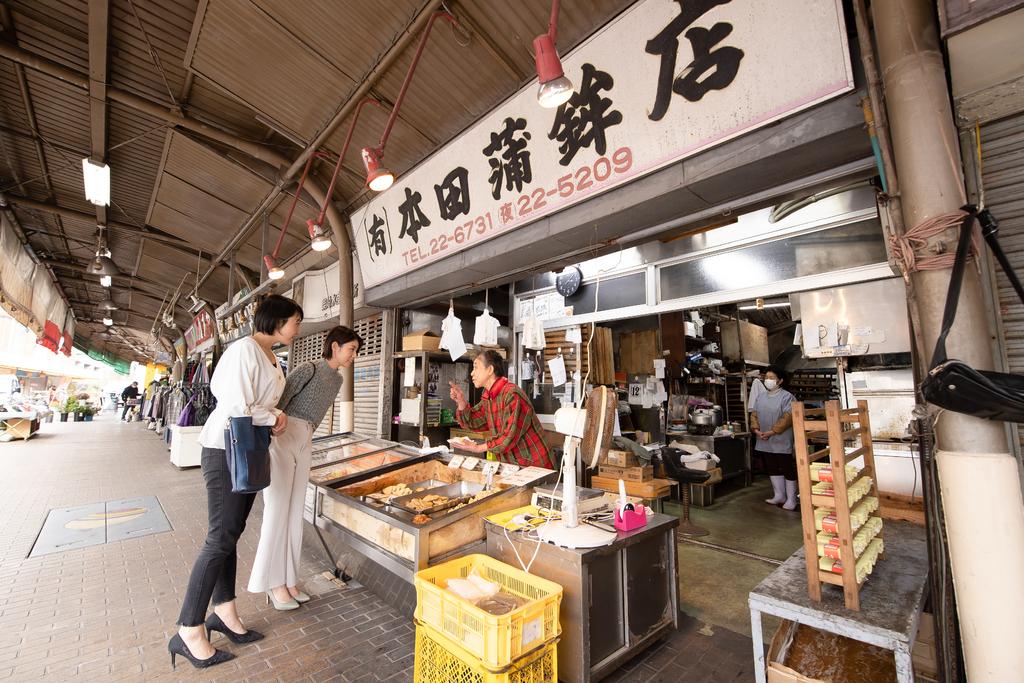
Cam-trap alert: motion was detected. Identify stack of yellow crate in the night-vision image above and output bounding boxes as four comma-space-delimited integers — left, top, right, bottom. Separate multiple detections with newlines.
412, 554, 563, 683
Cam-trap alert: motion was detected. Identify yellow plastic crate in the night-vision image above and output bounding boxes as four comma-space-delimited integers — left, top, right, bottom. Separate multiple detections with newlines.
414, 554, 562, 671
414, 624, 557, 683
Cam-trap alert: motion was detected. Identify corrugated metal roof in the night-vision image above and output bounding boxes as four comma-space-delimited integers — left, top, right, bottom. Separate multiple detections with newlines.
1, 0, 633, 362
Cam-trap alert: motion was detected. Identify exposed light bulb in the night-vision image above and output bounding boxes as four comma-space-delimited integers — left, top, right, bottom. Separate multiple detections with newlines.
100, 275, 112, 287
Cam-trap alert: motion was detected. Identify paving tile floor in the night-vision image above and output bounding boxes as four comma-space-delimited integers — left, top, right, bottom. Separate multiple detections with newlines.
0, 413, 757, 681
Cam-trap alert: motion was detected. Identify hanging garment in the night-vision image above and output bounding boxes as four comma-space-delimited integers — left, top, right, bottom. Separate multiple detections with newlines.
473, 307, 499, 346
440, 306, 468, 361
522, 314, 546, 350
747, 378, 766, 412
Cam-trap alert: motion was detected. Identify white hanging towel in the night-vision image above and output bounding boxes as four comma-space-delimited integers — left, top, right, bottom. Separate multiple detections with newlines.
473, 307, 499, 346
522, 313, 546, 350
747, 378, 766, 411
440, 306, 468, 361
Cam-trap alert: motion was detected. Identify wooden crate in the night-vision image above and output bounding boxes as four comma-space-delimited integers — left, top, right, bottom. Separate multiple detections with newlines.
597, 464, 653, 482
794, 400, 883, 611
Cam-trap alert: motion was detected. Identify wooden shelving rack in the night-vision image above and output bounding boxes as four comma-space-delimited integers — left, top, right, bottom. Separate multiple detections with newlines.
793, 400, 884, 611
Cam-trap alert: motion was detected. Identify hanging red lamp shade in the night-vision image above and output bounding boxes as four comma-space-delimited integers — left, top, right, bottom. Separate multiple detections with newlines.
361, 146, 393, 192
362, 11, 459, 192
534, 0, 574, 108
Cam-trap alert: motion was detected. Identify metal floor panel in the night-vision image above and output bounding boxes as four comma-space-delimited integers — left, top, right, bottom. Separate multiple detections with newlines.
30, 496, 171, 557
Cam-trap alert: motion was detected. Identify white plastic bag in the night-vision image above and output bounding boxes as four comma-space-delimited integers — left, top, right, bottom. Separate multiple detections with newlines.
440, 306, 468, 361
522, 314, 546, 351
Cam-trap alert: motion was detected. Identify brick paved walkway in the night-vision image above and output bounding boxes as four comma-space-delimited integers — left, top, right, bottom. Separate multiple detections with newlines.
0, 414, 756, 682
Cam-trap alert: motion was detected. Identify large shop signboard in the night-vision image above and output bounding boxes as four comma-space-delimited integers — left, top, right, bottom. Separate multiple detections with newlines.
352, 0, 854, 290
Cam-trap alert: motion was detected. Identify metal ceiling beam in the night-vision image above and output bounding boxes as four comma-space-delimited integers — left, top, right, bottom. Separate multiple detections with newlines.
41, 258, 190, 309
0, 6, 73, 260
5, 194, 199, 252
87, 0, 111, 228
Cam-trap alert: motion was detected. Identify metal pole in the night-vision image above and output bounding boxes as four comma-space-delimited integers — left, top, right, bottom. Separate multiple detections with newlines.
872, 2, 1024, 679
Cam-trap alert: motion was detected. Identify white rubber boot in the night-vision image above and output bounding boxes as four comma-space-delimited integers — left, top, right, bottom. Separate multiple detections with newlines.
782, 479, 799, 510
765, 475, 786, 505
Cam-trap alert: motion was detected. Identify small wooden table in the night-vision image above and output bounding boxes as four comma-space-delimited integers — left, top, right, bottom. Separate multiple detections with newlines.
748, 521, 928, 683
1, 413, 40, 440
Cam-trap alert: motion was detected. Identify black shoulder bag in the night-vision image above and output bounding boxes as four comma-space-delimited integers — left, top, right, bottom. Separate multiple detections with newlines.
921, 205, 1024, 422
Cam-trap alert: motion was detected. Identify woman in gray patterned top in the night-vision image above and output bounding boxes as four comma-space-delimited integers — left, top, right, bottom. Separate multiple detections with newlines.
248, 326, 362, 609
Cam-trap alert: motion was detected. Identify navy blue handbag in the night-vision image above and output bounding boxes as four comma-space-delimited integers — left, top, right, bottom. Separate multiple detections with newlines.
224, 416, 272, 493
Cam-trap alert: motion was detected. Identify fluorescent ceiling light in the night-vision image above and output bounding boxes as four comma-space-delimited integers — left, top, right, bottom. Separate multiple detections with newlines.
99, 275, 112, 287
102, 317, 113, 326
82, 158, 110, 206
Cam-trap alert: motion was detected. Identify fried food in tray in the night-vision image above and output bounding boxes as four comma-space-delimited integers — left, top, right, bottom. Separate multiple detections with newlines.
391, 481, 486, 515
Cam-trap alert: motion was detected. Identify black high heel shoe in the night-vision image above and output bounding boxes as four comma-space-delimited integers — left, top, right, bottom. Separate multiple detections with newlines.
205, 612, 265, 644
168, 633, 234, 670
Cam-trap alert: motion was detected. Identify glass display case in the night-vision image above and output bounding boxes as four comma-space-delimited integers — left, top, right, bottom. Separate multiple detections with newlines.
310, 446, 424, 487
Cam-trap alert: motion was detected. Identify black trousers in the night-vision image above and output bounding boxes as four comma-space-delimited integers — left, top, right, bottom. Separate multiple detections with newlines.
177, 447, 257, 626
757, 449, 797, 481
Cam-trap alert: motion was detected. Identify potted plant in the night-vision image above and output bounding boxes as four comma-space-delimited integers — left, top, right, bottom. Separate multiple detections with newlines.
61, 397, 78, 422
82, 405, 95, 422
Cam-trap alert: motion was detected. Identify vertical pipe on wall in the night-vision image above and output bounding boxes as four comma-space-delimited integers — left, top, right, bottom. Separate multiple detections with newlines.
872, 1, 1024, 679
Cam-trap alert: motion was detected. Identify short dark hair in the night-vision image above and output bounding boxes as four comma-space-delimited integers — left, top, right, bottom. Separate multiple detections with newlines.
323, 326, 363, 359
254, 294, 303, 335
476, 349, 506, 378
765, 365, 788, 386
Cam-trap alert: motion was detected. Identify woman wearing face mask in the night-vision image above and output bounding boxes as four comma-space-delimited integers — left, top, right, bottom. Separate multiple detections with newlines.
170, 294, 303, 670
749, 367, 798, 510
248, 326, 363, 610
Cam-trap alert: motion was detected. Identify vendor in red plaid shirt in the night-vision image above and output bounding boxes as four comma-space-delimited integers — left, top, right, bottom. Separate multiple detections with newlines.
449, 350, 554, 469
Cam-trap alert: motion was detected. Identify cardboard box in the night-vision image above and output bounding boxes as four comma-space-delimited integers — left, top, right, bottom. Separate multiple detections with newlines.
767, 619, 899, 683
402, 330, 441, 351
913, 613, 938, 680
606, 449, 639, 468
598, 464, 653, 482
591, 475, 675, 499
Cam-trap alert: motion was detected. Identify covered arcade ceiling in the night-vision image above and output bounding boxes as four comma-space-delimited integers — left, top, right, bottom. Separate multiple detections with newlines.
0, 0, 633, 362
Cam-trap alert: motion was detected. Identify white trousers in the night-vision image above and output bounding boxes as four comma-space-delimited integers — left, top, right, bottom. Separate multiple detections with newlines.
248, 417, 313, 593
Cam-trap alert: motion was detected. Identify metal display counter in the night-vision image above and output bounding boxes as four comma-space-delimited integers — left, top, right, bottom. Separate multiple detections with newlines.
486, 514, 680, 683
308, 432, 555, 612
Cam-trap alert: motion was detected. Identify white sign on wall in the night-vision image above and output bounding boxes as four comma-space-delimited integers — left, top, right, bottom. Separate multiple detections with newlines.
353, 0, 853, 289
296, 257, 367, 323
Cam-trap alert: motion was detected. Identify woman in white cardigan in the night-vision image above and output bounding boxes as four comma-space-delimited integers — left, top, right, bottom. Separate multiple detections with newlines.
169, 295, 302, 671
249, 326, 362, 609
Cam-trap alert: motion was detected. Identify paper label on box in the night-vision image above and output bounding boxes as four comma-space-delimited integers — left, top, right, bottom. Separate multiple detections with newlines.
448, 455, 465, 469
461, 458, 479, 471
521, 617, 542, 648
403, 357, 417, 387
499, 462, 520, 475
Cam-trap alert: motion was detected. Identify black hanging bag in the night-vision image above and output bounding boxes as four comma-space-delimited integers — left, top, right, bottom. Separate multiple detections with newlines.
921, 205, 1024, 422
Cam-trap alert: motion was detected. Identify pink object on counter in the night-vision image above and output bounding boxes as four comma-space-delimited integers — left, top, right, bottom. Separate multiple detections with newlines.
614, 505, 648, 532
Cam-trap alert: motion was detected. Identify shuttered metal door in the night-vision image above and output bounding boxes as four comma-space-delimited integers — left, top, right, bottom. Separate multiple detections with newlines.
981, 113, 1024, 453
352, 313, 385, 436
288, 312, 388, 438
